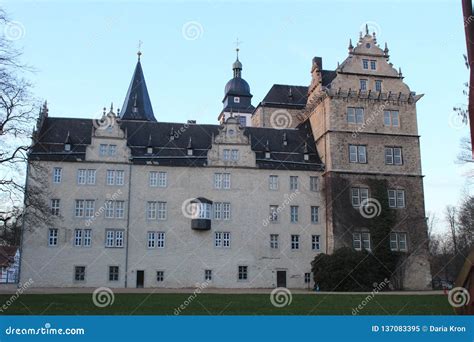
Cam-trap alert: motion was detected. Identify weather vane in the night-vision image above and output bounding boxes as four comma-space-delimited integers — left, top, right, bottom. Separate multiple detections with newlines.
137, 40, 143, 60
234, 38, 242, 58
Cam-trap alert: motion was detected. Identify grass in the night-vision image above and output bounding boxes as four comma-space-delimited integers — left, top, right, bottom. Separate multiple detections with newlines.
0, 293, 454, 315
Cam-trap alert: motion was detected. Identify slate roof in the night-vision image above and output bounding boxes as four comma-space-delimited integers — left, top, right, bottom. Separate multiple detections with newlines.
257, 71, 337, 110
120, 60, 156, 122
30, 118, 324, 171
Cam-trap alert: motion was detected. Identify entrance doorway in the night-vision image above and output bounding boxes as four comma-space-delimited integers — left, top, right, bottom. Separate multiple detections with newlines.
136, 270, 144, 288
276, 270, 287, 287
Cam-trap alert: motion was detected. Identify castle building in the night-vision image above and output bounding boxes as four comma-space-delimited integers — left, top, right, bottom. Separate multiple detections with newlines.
19, 28, 432, 289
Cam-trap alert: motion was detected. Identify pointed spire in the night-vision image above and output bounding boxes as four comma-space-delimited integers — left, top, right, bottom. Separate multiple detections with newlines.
147, 134, 152, 147
365, 24, 369, 35
398, 67, 403, 77
137, 40, 142, 61
348, 38, 354, 52
384, 42, 389, 55
120, 51, 156, 122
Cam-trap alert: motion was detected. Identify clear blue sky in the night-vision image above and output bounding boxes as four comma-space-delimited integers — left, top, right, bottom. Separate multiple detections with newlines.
3, 0, 469, 232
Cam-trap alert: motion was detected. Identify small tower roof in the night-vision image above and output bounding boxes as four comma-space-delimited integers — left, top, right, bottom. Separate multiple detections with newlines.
120, 51, 156, 122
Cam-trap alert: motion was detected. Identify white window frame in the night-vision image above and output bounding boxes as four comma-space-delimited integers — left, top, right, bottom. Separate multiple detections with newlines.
214, 173, 231, 189
290, 176, 298, 190
157, 202, 167, 220
108, 144, 117, 156
290, 206, 299, 223
349, 145, 367, 164
351, 187, 369, 207
384, 110, 400, 127
375, 80, 382, 92
99, 144, 107, 156
270, 234, 279, 249
158, 172, 167, 188
291, 234, 300, 250
312, 235, 321, 251
370, 60, 377, 70
269, 205, 279, 222
311, 206, 319, 223
149, 171, 158, 187
53, 167, 62, 183
390, 232, 408, 251
347, 107, 364, 124
105, 229, 124, 248
360, 79, 367, 91
388, 189, 405, 208
215, 232, 231, 248
48, 228, 58, 246
353, 232, 371, 251
269, 175, 278, 190
362, 59, 369, 70
75, 200, 85, 217
310, 176, 319, 192
51, 199, 60, 216
385, 147, 403, 165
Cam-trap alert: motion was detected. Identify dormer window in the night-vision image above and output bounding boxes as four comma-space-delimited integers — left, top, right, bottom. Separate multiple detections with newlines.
187, 148, 193, 156
64, 143, 71, 152
304, 153, 309, 161
265, 151, 271, 159
147, 147, 153, 154
234, 97, 240, 103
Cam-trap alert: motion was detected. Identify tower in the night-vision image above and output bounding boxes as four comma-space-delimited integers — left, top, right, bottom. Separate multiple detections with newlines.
218, 47, 254, 126
307, 28, 432, 290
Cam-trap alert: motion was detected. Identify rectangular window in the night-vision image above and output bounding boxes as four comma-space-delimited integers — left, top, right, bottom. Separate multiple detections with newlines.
77, 169, 86, 185
115, 201, 125, 219
291, 235, 300, 250
74, 229, 82, 247
349, 145, 367, 163
85, 200, 95, 218
156, 271, 164, 282
84, 229, 92, 247
157, 202, 167, 220
158, 172, 167, 187
86, 169, 96, 184
48, 228, 58, 246
312, 235, 321, 251
53, 167, 62, 183
290, 176, 298, 190
109, 266, 119, 281
75, 200, 84, 217
105, 230, 124, 248
51, 199, 60, 216
370, 60, 377, 70
74, 266, 85, 281
238, 116, 246, 127
304, 273, 311, 284
157, 232, 165, 248
147, 231, 156, 248
269, 205, 278, 222
311, 206, 319, 223
269, 175, 278, 190
116, 170, 124, 185
375, 80, 382, 92
351, 187, 369, 207
290, 206, 299, 223
270, 234, 279, 249
214, 173, 231, 189
108, 144, 117, 156
388, 189, 405, 208
107, 170, 115, 185
105, 201, 114, 218
360, 79, 367, 91
384, 110, 400, 127
347, 107, 364, 124
238, 266, 248, 280
385, 147, 403, 165
310, 176, 319, 191
99, 144, 107, 156
222, 203, 231, 220
205, 269, 212, 281
147, 202, 157, 220
353, 232, 371, 251
362, 59, 369, 69
223, 149, 230, 161
215, 232, 230, 248
231, 149, 239, 161
149, 171, 158, 187
213, 202, 222, 220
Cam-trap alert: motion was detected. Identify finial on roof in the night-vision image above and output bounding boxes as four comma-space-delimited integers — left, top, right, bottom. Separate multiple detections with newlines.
65, 130, 71, 144
365, 24, 369, 35
348, 38, 353, 52
303, 142, 308, 154
398, 67, 403, 77
372, 31, 377, 43
265, 139, 270, 152
110, 102, 114, 114
103, 107, 106, 116
137, 40, 143, 61
187, 137, 193, 149
359, 31, 363, 42
147, 134, 152, 147
42, 100, 49, 115
384, 42, 389, 55
288, 87, 293, 99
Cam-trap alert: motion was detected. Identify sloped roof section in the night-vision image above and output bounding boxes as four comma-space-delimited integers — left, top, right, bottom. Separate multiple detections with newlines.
120, 60, 156, 122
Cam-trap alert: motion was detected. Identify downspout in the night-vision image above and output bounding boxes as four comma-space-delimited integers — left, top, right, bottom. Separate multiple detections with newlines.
124, 161, 132, 288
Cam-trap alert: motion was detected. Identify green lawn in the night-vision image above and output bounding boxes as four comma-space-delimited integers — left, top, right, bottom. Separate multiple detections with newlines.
0, 293, 454, 315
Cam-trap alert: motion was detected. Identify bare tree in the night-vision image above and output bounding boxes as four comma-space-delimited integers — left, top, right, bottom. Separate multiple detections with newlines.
0, 9, 49, 245
445, 205, 459, 256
